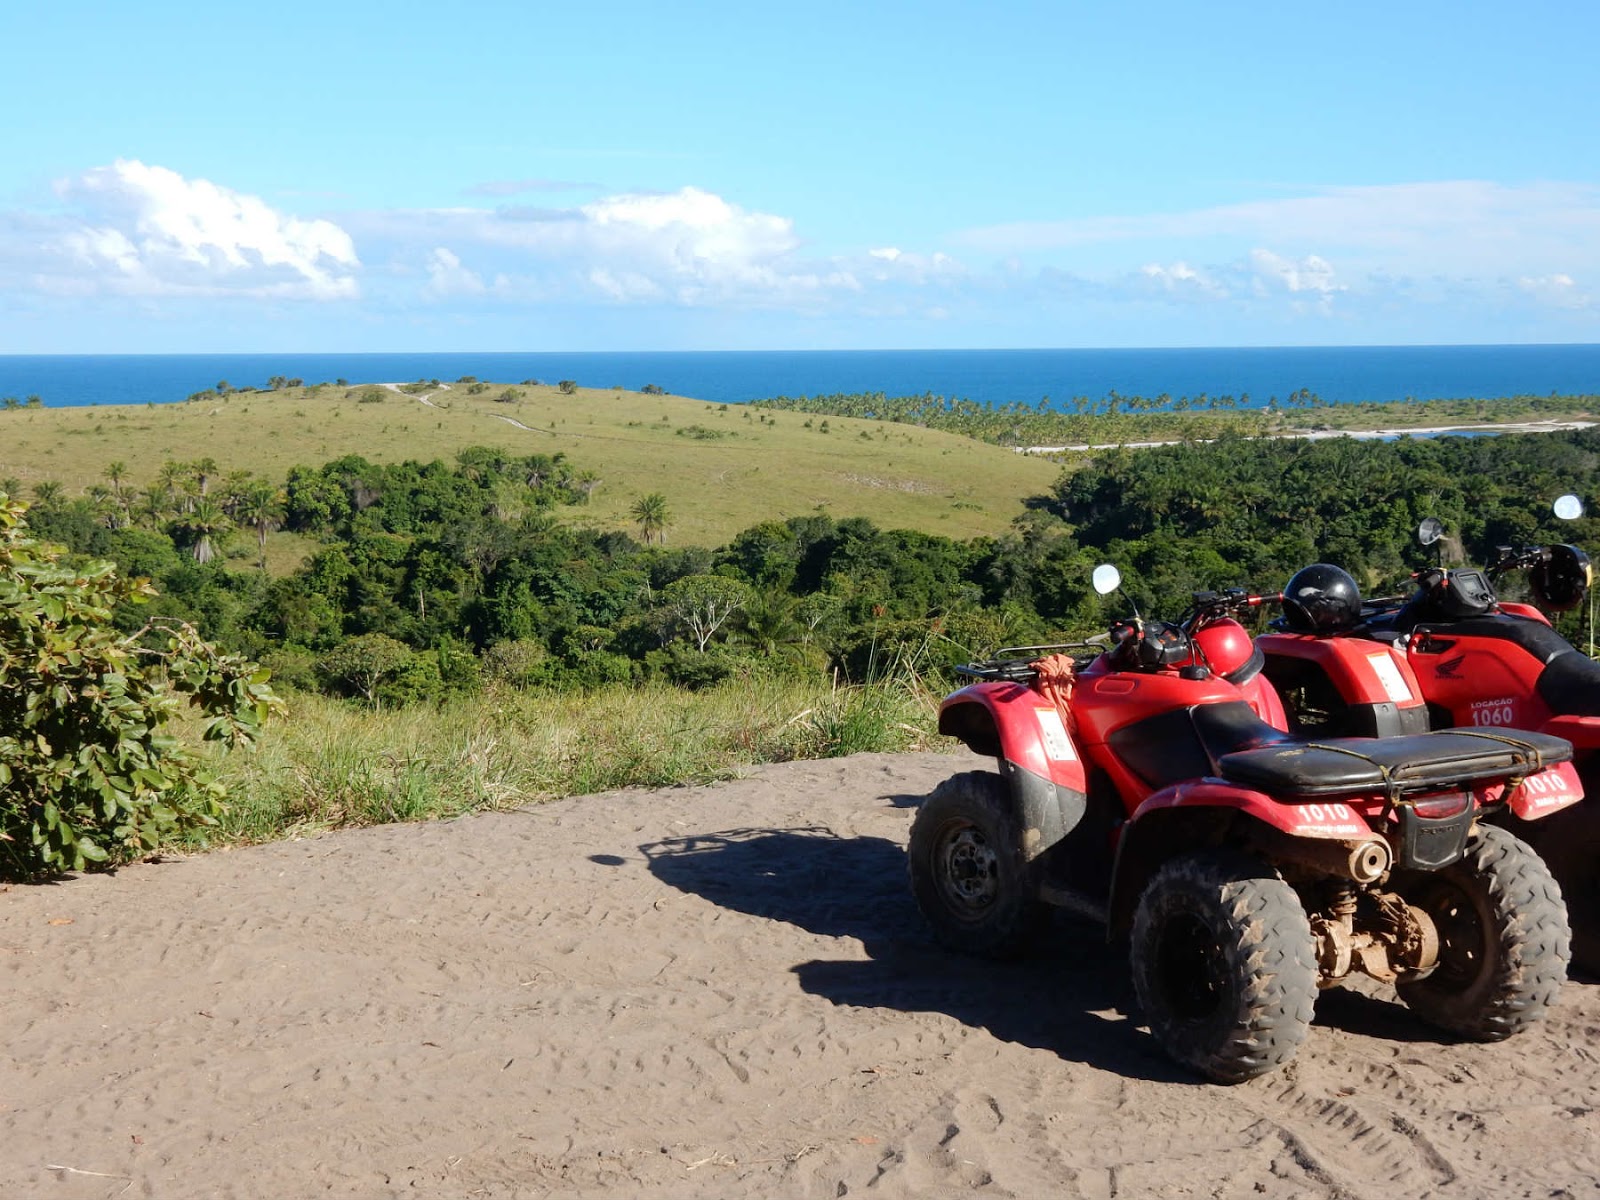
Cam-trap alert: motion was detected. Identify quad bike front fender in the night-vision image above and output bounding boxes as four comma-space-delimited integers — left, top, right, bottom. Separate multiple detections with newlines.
939, 682, 1089, 862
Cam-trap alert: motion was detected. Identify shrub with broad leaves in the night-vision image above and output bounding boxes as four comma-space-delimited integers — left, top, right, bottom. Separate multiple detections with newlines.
0, 494, 280, 878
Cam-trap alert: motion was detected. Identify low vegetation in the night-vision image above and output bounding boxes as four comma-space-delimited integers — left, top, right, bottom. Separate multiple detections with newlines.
0, 495, 277, 877
5, 376, 1600, 875
205, 675, 938, 845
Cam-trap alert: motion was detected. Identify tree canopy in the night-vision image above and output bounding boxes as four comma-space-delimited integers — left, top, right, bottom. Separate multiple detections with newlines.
0, 493, 279, 878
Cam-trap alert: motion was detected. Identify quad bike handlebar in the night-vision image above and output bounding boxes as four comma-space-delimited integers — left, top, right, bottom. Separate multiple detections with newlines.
1487, 544, 1559, 582
1182, 588, 1280, 631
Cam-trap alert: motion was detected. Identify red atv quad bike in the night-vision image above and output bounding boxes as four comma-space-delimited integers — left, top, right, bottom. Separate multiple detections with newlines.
1258, 499, 1600, 970
911, 565, 1577, 1083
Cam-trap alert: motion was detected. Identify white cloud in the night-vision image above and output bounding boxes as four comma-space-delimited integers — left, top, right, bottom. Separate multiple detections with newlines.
425, 247, 485, 297
49, 159, 359, 299
575, 187, 804, 299
1249, 249, 1341, 296
1517, 273, 1590, 310
1139, 260, 1228, 299
352, 186, 878, 308
587, 266, 664, 301
7, 162, 1594, 342
956, 181, 1600, 279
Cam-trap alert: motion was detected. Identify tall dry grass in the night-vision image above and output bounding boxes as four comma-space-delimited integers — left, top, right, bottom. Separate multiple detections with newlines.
199, 673, 943, 847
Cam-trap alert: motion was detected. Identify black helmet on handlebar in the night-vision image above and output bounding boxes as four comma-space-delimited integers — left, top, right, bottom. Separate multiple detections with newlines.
1281, 563, 1363, 632
1530, 543, 1592, 613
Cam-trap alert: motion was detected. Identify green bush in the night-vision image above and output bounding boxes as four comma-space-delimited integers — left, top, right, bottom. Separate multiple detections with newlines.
259, 645, 320, 692
483, 637, 551, 688
646, 643, 744, 690
376, 648, 444, 708
0, 494, 279, 877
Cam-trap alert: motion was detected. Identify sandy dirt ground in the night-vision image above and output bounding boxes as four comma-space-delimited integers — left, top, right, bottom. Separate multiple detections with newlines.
5, 751, 1600, 1199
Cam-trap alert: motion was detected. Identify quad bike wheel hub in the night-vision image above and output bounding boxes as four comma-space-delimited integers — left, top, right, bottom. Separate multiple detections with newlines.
939, 826, 998, 911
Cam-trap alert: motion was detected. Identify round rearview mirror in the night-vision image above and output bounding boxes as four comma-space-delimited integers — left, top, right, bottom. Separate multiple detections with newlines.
1554, 493, 1584, 521
1092, 564, 1122, 595
1417, 516, 1444, 547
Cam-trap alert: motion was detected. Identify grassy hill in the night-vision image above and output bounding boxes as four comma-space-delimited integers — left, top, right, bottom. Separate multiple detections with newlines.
0, 381, 1062, 547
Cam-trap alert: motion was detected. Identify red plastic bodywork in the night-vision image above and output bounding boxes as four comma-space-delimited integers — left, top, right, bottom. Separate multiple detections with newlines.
1499, 761, 1584, 819
1070, 656, 1239, 812
1542, 715, 1600, 750
938, 680, 1088, 795
1255, 631, 1429, 716
1238, 671, 1288, 729
940, 634, 1575, 868
1497, 601, 1551, 625
942, 653, 1298, 827
1130, 780, 1371, 839
1405, 628, 1556, 731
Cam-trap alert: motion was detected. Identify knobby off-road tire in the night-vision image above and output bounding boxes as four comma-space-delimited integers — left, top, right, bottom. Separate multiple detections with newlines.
1395, 822, 1570, 1039
1129, 850, 1318, 1084
1520, 787, 1600, 976
908, 771, 1050, 959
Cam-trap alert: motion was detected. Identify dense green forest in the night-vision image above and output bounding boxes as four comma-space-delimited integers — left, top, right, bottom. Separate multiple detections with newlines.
8, 426, 1600, 709
749, 389, 1599, 448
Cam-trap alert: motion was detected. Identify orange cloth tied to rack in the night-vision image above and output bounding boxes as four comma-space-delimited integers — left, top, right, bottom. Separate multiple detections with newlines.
1029, 653, 1079, 737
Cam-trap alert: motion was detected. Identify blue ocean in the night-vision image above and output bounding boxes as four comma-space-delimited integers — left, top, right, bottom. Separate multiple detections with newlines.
2, 345, 1599, 411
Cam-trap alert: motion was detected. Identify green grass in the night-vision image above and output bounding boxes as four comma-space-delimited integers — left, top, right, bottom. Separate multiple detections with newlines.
0, 382, 1063, 546
195, 675, 943, 848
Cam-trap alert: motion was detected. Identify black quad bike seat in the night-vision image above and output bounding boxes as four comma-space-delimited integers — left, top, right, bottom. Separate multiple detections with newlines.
1538, 649, 1600, 717
1192, 701, 1572, 799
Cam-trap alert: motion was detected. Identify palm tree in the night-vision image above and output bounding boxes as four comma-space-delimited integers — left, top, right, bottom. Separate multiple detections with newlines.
156, 461, 188, 512
192, 456, 220, 497
739, 591, 805, 658
234, 480, 284, 570
101, 462, 132, 527
175, 497, 231, 564
104, 461, 127, 501
31, 480, 63, 509
84, 484, 125, 530
135, 485, 170, 529
629, 492, 670, 545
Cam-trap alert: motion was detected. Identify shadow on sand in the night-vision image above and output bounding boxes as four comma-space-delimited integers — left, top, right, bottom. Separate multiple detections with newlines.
635, 810, 1475, 1078
636, 823, 1194, 1083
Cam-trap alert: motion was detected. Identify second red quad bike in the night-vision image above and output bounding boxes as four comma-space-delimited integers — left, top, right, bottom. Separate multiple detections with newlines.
1259, 498, 1600, 971
911, 565, 1578, 1083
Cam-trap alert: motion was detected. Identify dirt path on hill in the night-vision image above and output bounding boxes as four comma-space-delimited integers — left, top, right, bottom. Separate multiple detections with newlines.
5, 751, 1600, 1199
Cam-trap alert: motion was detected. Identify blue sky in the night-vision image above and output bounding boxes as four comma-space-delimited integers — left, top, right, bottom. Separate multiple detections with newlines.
3, 1, 1597, 352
